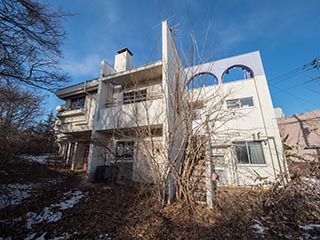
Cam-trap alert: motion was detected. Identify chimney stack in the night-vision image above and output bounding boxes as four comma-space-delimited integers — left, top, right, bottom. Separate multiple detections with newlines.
114, 48, 133, 72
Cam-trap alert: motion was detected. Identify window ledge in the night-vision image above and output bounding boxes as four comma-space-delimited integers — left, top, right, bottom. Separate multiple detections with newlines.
237, 164, 267, 167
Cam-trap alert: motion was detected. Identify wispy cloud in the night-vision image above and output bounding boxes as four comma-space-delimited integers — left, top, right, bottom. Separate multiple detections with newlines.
63, 54, 102, 79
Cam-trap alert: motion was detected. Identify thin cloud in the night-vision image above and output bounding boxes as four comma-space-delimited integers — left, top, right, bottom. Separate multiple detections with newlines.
63, 54, 102, 79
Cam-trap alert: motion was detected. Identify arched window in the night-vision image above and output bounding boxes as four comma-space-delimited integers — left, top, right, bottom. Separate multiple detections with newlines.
188, 73, 218, 89
222, 65, 254, 83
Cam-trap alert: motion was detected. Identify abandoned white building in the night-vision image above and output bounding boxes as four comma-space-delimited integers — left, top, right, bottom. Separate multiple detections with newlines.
55, 21, 288, 195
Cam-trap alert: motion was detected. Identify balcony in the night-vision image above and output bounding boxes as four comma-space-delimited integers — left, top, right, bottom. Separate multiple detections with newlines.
96, 98, 164, 130
57, 108, 87, 118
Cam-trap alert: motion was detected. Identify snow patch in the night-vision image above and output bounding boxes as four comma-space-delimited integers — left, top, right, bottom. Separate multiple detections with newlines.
20, 154, 49, 164
98, 233, 111, 239
299, 224, 320, 231
26, 191, 86, 229
26, 208, 62, 229
251, 219, 266, 234
302, 177, 320, 186
0, 183, 33, 209
24, 232, 47, 240
51, 191, 85, 210
0, 177, 64, 210
48, 178, 64, 185
0, 217, 22, 225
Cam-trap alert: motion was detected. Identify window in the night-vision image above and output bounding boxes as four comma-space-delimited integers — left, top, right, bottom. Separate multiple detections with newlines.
123, 89, 147, 104
192, 108, 202, 121
70, 96, 85, 110
234, 141, 266, 164
116, 141, 134, 158
226, 97, 253, 109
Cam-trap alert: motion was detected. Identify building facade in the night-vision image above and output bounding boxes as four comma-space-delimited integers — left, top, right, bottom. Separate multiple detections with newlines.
55, 21, 288, 191
277, 110, 320, 175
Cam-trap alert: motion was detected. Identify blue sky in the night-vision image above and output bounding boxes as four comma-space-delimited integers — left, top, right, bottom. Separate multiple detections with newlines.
46, 0, 320, 117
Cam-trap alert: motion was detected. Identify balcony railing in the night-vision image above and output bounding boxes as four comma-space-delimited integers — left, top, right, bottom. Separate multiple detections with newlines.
97, 97, 164, 130
57, 107, 87, 117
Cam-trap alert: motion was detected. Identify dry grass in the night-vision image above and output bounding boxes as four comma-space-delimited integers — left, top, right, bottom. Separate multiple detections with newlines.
1, 158, 319, 239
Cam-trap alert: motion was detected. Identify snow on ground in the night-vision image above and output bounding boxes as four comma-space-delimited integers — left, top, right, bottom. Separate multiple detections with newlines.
20, 154, 51, 164
298, 224, 320, 240
23, 232, 111, 240
26, 207, 63, 229
302, 177, 320, 186
26, 190, 86, 229
24, 232, 47, 240
51, 191, 85, 210
251, 219, 266, 235
299, 224, 320, 231
0, 178, 65, 210
0, 183, 33, 209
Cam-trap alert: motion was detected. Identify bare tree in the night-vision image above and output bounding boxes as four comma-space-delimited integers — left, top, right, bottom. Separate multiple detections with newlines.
92, 67, 236, 207
0, 83, 42, 162
0, 0, 69, 91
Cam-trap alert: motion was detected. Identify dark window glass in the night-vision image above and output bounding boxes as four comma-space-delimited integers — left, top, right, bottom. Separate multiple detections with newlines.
234, 141, 265, 164
70, 97, 85, 110
240, 97, 254, 107
235, 142, 249, 164
116, 141, 134, 158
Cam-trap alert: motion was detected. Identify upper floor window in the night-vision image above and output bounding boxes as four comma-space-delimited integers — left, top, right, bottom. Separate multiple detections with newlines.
123, 89, 147, 104
70, 96, 85, 110
234, 141, 266, 164
192, 108, 204, 121
226, 97, 253, 109
116, 141, 134, 158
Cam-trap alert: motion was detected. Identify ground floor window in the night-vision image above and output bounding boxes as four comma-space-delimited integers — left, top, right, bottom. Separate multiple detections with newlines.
116, 141, 134, 158
234, 141, 265, 164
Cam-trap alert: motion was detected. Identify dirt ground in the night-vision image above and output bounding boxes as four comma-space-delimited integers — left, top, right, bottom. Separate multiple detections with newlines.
0, 157, 319, 239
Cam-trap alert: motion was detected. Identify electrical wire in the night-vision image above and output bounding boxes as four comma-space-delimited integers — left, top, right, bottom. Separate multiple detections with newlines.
268, 57, 319, 85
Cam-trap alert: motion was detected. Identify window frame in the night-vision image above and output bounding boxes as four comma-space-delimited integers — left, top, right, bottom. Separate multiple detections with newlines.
69, 96, 86, 110
116, 141, 134, 159
226, 97, 254, 109
233, 141, 266, 165
123, 89, 147, 105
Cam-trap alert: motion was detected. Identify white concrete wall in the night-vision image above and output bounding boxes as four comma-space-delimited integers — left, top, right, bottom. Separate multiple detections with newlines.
162, 20, 188, 201
190, 75, 287, 186
134, 137, 167, 183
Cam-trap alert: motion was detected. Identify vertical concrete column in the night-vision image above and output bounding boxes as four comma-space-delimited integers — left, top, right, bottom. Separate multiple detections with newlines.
60, 143, 65, 158
87, 132, 106, 182
58, 143, 62, 157
73, 143, 85, 170
63, 143, 69, 162
62, 142, 68, 161
66, 143, 74, 164
71, 142, 79, 170
86, 69, 110, 182
205, 156, 213, 209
